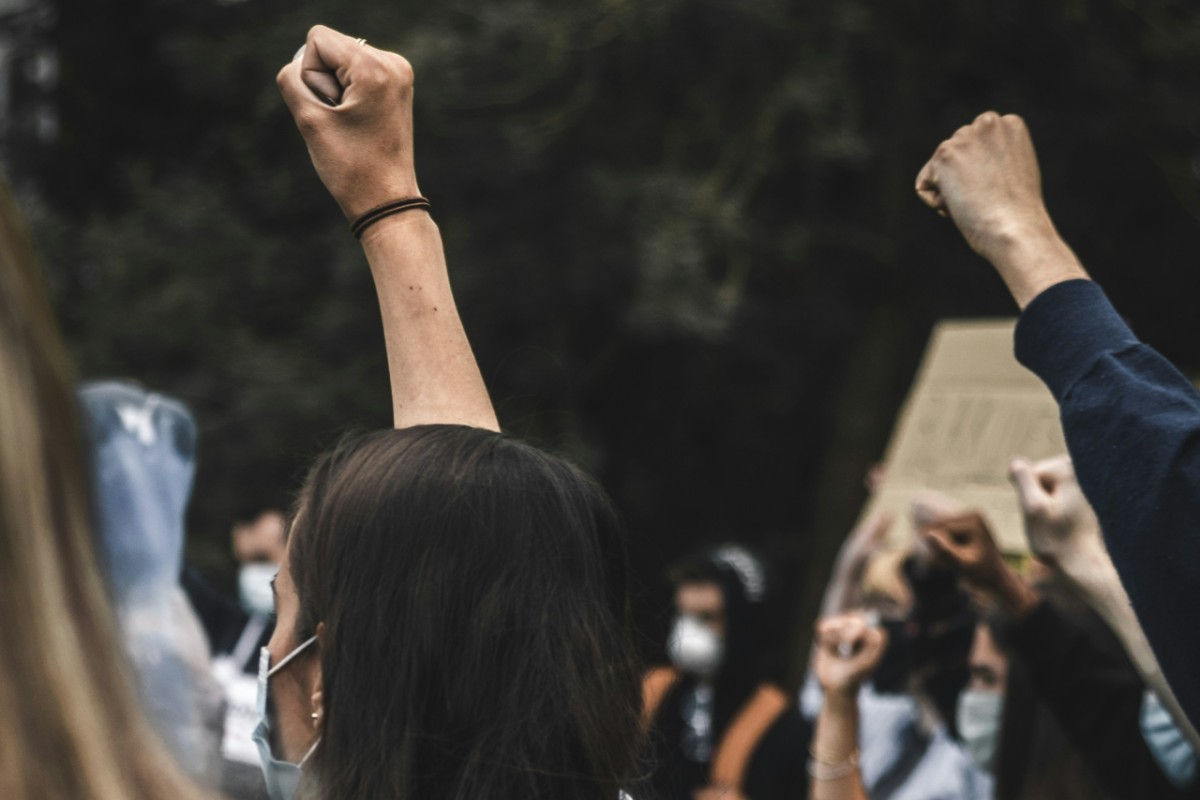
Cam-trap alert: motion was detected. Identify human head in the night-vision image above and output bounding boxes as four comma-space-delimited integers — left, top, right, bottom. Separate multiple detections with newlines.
235, 509, 287, 617
265, 425, 642, 800
957, 623, 1008, 773
860, 548, 915, 619
234, 510, 287, 566
0, 182, 208, 798
665, 544, 767, 683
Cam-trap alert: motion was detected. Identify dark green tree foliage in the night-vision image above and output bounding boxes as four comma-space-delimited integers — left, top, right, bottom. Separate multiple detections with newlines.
15, 0, 1200, 678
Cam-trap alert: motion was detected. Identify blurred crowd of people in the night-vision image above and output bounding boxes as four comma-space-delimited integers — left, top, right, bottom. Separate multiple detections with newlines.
3, 22, 1200, 800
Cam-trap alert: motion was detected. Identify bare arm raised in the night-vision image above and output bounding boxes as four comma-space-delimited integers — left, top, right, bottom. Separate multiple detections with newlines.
1011, 455, 1200, 751
277, 26, 498, 431
809, 613, 887, 800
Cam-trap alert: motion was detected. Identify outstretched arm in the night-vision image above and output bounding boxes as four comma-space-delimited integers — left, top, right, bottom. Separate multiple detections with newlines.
277, 26, 498, 432
819, 510, 895, 618
916, 112, 1200, 728
1011, 455, 1200, 751
809, 613, 887, 800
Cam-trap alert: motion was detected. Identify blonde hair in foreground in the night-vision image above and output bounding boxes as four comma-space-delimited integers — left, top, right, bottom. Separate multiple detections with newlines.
0, 183, 211, 799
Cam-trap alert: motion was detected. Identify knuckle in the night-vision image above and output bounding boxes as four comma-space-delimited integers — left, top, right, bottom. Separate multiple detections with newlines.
1003, 113, 1028, 130
307, 24, 331, 42
975, 110, 1000, 125
293, 105, 322, 132
389, 54, 415, 86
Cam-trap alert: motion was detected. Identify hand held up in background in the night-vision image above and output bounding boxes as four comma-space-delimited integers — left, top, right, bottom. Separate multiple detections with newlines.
813, 613, 888, 697
277, 26, 421, 220
913, 496, 1038, 618
1010, 455, 1105, 570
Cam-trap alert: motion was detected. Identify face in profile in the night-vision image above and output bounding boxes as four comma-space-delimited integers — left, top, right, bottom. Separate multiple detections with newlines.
261, 518, 322, 765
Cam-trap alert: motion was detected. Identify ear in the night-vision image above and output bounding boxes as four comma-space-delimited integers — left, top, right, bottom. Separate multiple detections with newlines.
310, 621, 326, 727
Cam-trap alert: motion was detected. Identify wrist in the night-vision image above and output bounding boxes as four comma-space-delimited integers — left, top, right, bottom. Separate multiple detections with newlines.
333, 173, 423, 221
822, 685, 861, 710
358, 207, 436, 248
994, 570, 1039, 618
1057, 543, 1117, 588
986, 218, 1088, 309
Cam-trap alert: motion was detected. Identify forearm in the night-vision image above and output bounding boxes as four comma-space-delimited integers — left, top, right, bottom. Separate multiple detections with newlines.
987, 223, 1089, 310
1061, 551, 1200, 751
809, 691, 867, 800
992, 568, 1040, 620
361, 212, 499, 431
819, 563, 865, 619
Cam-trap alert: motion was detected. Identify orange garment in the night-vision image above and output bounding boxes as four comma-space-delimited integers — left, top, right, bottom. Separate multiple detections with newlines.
642, 668, 790, 795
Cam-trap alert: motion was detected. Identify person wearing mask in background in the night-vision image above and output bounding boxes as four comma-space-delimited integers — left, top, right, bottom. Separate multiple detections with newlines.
0, 181, 214, 799
809, 506, 988, 800
184, 509, 286, 800
918, 496, 1200, 798
642, 545, 811, 800
916, 111, 1200, 728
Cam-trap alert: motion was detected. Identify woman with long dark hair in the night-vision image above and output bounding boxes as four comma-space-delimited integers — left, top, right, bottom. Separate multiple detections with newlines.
260, 26, 644, 799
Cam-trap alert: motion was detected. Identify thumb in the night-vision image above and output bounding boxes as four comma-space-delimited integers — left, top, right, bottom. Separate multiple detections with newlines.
300, 26, 359, 104
920, 525, 962, 565
915, 159, 947, 217
1034, 455, 1076, 493
1009, 457, 1049, 510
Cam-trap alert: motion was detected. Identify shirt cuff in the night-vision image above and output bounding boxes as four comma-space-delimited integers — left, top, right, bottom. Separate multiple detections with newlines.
1014, 279, 1139, 401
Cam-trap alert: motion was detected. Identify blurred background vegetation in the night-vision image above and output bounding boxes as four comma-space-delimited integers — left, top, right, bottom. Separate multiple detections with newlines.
3, 0, 1199, 682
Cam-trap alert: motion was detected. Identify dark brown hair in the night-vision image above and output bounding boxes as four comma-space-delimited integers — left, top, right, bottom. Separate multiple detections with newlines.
288, 425, 644, 800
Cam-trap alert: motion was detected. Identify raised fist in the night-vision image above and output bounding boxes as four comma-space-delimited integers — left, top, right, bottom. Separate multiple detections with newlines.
1010, 455, 1103, 568
813, 613, 887, 695
277, 26, 422, 220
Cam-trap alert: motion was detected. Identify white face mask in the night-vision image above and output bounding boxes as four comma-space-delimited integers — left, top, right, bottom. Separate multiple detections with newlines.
253, 635, 320, 800
1140, 690, 1198, 788
667, 615, 724, 679
240, 563, 279, 618
956, 689, 1004, 773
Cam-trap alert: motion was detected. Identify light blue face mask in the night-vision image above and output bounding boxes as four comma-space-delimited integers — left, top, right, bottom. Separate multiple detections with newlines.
1140, 690, 1198, 788
956, 689, 1004, 773
253, 635, 321, 800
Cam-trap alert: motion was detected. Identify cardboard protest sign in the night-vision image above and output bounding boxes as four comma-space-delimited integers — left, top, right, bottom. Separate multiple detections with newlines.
863, 319, 1067, 553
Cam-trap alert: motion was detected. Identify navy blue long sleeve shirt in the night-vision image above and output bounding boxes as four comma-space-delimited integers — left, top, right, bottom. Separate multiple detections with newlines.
1014, 279, 1200, 727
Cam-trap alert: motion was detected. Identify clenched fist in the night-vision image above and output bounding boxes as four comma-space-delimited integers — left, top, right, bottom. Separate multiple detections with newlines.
915, 112, 1088, 307
277, 26, 422, 221
913, 494, 1039, 618
1010, 455, 1104, 569
813, 613, 887, 696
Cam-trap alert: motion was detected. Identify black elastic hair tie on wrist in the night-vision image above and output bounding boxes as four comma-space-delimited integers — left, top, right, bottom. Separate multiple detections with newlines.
350, 196, 431, 238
